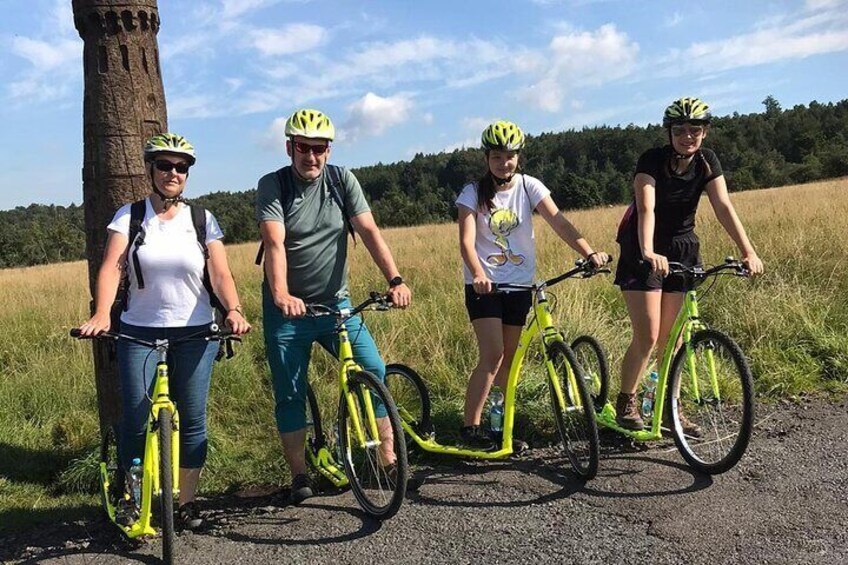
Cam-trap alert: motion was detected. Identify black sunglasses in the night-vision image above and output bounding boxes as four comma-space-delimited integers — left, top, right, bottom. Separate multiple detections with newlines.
154, 160, 191, 174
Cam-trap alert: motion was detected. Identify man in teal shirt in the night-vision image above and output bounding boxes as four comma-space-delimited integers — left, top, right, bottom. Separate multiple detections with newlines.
256, 108, 411, 505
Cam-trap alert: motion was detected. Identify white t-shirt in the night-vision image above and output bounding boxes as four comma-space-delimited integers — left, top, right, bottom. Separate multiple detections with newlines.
108, 199, 224, 327
456, 174, 551, 285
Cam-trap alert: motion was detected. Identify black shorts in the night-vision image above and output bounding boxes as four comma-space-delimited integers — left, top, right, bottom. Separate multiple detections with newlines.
464, 285, 532, 326
614, 233, 702, 293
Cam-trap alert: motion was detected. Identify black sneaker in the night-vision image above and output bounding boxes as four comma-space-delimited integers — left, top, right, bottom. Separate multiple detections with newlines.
178, 501, 203, 531
511, 438, 530, 454
289, 473, 314, 505
115, 496, 138, 527
459, 425, 495, 449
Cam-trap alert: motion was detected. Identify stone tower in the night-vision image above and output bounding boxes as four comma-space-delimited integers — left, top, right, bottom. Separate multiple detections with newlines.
73, 0, 168, 434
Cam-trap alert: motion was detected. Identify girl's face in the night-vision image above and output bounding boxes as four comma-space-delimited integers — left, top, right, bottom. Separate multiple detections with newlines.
487, 149, 519, 180
670, 123, 708, 156
151, 154, 190, 196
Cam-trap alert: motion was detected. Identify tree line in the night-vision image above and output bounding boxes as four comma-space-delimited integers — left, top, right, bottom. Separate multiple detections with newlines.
2, 97, 846, 269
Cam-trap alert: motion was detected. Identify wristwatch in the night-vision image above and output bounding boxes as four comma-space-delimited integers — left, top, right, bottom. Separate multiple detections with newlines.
389, 276, 404, 288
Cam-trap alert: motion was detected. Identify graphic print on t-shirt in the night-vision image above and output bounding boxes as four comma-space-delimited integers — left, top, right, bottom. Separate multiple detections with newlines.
487, 208, 525, 267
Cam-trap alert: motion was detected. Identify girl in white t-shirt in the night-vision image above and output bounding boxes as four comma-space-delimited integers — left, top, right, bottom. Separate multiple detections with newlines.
77, 134, 250, 530
455, 120, 609, 449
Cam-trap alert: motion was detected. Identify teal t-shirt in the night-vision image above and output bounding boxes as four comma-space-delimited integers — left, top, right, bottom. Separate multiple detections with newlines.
255, 166, 370, 303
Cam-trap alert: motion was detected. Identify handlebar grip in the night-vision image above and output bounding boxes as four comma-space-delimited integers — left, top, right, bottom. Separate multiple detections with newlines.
70, 328, 83, 338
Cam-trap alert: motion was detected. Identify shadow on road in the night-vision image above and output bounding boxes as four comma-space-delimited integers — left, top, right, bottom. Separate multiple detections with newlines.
197, 488, 383, 547
1, 515, 160, 565
584, 454, 714, 498
407, 451, 587, 509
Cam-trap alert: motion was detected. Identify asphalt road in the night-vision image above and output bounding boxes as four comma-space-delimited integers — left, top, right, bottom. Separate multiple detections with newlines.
3, 397, 846, 564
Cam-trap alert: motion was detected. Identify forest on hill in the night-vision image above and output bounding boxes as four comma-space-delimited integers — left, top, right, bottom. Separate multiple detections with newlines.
2, 96, 846, 269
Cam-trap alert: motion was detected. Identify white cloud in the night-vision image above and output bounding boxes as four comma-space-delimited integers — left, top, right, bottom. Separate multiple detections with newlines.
221, 0, 282, 19
664, 12, 683, 28
440, 137, 480, 153
344, 92, 414, 140
805, 0, 847, 10
260, 116, 289, 150
518, 24, 638, 112
667, 11, 848, 74
250, 24, 327, 56
10, 37, 80, 71
5, 1, 82, 104
463, 116, 497, 133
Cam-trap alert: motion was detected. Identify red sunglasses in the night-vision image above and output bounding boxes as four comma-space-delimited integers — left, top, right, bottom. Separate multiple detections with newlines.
293, 141, 330, 155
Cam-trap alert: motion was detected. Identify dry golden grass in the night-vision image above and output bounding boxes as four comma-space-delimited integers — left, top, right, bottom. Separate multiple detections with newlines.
1, 178, 846, 528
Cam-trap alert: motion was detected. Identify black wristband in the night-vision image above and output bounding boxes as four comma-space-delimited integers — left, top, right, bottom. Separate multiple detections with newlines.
389, 276, 404, 288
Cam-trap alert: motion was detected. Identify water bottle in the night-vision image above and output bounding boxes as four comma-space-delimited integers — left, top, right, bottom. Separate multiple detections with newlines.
641, 371, 659, 419
489, 386, 505, 434
128, 457, 143, 504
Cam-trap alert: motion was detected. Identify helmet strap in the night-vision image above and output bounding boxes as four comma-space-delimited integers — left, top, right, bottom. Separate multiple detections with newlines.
148, 169, 185, 210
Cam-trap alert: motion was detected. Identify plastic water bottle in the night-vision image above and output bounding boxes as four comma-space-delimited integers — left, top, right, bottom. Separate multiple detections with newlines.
489, 386, 505, 434
128, 457, 143, 503
641, 371, 659, 419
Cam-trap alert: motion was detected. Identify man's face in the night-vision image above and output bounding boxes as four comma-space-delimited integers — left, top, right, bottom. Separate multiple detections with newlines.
287, 136, 331, 181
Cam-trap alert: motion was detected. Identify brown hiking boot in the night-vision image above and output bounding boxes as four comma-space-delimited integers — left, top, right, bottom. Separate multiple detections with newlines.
615, 392, 645, 430
666, 402, 703, 437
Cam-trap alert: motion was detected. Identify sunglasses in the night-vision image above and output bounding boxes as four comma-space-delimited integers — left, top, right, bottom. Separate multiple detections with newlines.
293, 141, 330, 155
670, 124, 705, 137
154, 160, 191, 174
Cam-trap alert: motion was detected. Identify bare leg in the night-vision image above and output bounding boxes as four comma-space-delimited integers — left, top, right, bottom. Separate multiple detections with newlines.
464, 317, 504, 426
492, 324, 523, 390
376, 416, 396, 466
656, 292, 686, 396
178, 468, 202, 506
280, 429, 308, 476
620, 290, 663, 394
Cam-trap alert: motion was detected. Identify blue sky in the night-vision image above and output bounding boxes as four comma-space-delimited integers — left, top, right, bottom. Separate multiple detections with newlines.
2, 0, 847, 210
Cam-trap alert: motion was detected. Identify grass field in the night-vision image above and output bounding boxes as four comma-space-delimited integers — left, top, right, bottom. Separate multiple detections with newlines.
1, 178, 846, 531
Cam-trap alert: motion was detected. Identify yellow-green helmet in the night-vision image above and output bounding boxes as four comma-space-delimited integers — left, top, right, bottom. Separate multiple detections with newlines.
285, 108, 335, 141
663, 97, 712, 127
481, 120, 525, 151
143, 133, 196, 165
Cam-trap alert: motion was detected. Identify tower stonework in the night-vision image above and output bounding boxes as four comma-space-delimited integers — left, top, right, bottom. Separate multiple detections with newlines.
73, 0, 168, 433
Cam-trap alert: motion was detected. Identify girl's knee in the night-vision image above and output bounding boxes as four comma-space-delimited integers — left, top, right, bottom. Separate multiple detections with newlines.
631, 330, 659, 354
478, 351, 504, 374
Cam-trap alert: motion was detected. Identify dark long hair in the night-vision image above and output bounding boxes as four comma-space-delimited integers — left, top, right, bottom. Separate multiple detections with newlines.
476, 171, 497, 212
476, 151, 521, 211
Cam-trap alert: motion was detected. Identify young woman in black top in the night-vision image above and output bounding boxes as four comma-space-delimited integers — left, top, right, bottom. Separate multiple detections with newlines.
613, 97, 764, 432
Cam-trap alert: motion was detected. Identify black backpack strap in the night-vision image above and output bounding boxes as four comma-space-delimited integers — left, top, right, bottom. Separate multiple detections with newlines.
325, 164, 356, 242
129, 199, 147, 291
255, 167, 292, 265
190, 205, 227, 318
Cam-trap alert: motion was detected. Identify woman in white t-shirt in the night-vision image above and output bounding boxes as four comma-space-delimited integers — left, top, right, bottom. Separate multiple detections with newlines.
77, 133, 250, 529
455, 120, 609, 449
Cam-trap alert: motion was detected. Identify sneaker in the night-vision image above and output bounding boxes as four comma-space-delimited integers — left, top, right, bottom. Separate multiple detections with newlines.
615, 392, 645, 431
115, 496, 139, 527
178, 501, 204, 531
511, 438, 530, 454
459, 425, 495, 449
489, 431, 529, 454
289, 473, 314, 506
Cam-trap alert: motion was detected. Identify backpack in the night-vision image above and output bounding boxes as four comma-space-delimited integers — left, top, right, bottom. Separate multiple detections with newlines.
254, 164, 355, 265
123, 199, 227, 322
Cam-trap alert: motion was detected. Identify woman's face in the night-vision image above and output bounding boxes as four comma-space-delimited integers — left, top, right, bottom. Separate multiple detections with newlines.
487, 149, 519, 180
150, 154, 190, 196
669, 123, 708, 156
